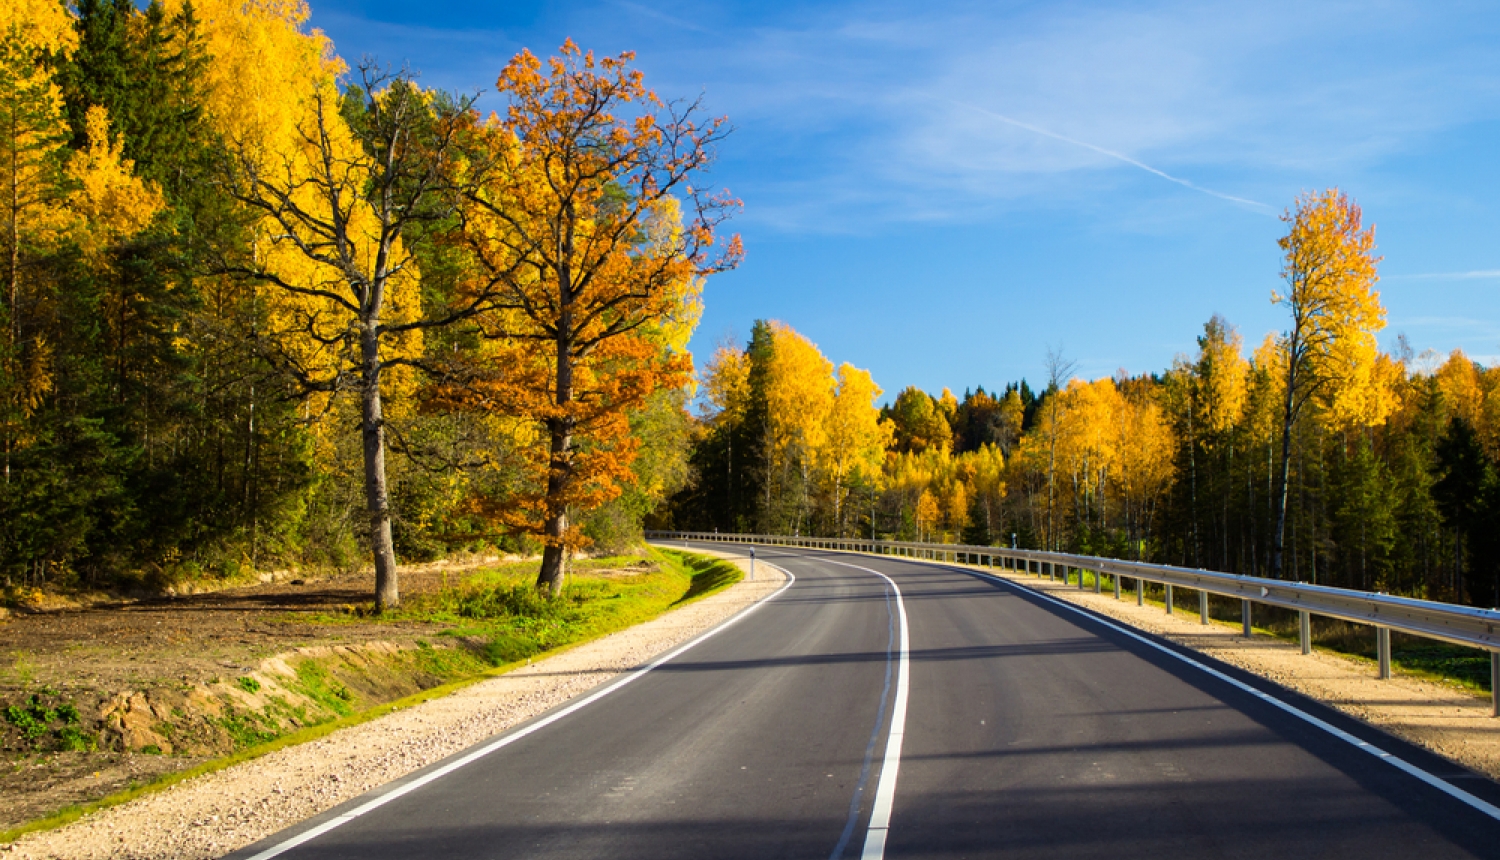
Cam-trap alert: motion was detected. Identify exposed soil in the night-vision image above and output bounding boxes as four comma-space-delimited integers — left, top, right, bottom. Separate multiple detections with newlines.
0, 556, 542, 833
8, 547, 1498, 858
1, 555, 784, 859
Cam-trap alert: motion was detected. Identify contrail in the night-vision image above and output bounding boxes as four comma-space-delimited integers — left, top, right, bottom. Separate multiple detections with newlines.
952, 100, 1274, 212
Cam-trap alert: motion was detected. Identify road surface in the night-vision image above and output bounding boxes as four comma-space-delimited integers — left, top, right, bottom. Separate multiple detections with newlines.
227, 542, 1500, 859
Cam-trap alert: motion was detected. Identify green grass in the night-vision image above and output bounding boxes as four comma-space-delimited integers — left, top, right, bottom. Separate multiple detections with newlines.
372, 547, 743, 664
0, 545, 744, 846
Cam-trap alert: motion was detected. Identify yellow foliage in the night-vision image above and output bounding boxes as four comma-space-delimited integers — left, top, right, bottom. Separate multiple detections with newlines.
1275, 188, 1388, 428
1195, 314, 1248, 438
67, 106, 165, 256
818, 362, 892, 529
1435, 349, 1483, 428
1246, 332, 1286, 442
2, 0, 79, 57
763, 321, 833, 467
915, 489, 940, 539
186, 0, 342, 162
701, 342, 750, 421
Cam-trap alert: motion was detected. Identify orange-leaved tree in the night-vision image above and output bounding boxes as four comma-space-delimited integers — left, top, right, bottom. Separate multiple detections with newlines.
1270, 188, 1385, 578
453, 41, 740, 595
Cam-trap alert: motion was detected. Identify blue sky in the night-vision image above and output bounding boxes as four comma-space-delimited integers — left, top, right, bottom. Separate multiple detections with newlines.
310, 0, 1500, 398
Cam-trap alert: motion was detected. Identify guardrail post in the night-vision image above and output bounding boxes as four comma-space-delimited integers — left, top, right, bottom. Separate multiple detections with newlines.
1377, 627, 1392, 680
1094, 570, 1102, 594
1113, 573, 1120, 600
1492, 653, 1499, 718
1241, 600, 1252, 637
1165, 584, 1174, 614
1199, 591, 1209, 625
1136, 579, 1144, 606
1299, 611, 1311, 654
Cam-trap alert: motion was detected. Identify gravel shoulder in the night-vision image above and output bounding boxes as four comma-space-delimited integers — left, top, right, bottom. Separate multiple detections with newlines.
2, 553, 783, 859
15, 544, 1491, 858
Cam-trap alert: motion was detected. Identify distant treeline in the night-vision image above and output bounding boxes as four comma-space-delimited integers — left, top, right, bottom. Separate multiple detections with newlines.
669, 193, 1499, 607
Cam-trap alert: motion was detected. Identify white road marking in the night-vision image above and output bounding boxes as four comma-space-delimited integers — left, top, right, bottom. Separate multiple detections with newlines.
812, 557, 912, 860
951, 562, 1500, 823
241, 561, 796, 860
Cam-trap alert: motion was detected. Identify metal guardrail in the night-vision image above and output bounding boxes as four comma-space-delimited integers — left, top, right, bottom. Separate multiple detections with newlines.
648, 530, 1500, 717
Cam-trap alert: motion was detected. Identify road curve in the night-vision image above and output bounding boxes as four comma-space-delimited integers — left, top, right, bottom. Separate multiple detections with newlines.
226, 542, 1500, 859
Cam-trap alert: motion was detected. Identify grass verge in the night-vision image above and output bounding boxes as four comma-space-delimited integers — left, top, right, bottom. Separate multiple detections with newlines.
0, 545, 743, 845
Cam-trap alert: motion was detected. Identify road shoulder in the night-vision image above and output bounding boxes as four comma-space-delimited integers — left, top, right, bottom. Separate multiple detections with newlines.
4, 554, 786, 860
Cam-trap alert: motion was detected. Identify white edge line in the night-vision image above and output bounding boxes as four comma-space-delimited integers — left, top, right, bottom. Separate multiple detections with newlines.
811, 557, 911, 860
243, 559, 797, 860
938, 561, 1500, 823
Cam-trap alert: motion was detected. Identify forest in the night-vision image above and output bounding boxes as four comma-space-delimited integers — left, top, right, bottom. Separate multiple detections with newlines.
5, 1, 1496, 614
671, 193, 1500, 609
1, 0, 736, 605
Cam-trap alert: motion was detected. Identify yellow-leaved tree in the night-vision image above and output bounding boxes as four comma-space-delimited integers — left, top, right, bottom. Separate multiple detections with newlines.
759, 321, 833, 535
212, 0, 483, 609
0, 0, 78, 480
1270, 188, 1385, 578
817, 363, 892, 535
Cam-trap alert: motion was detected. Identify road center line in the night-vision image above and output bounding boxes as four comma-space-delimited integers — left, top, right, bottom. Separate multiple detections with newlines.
815, 557, 911, 860
241, 559, 796, 860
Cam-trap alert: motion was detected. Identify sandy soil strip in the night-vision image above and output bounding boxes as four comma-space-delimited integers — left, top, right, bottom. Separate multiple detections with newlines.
3, 553, 780, 860
977, 563, 1500, 781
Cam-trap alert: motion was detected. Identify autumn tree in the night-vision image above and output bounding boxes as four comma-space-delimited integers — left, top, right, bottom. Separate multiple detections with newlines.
817, 363, 891, 535
1270, 189, 1385, 578
754, 321, 833, 534
887, 387, 949, 454
695, 338, 752, 525
453, 41, 739, 595
0, 0, 76, 481
1042, 347, 1078, 550
223, 60, 478, 610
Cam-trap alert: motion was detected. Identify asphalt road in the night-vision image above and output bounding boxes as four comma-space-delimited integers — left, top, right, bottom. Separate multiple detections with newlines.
228, 543, 1500, 859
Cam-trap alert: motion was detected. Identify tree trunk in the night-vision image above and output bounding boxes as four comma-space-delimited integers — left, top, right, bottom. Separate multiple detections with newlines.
1188, 409, 1200, 567
1047, 400, 1057, 551
360, 319, 400, 610
1271, 358, 1298, 580
5, 175, 18, 484
536, 320, 575, 597
536, 422, 572, 597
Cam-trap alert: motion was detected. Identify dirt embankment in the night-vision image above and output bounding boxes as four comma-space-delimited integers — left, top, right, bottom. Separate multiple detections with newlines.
1, 555, 783, 860
0, 562, 507, 833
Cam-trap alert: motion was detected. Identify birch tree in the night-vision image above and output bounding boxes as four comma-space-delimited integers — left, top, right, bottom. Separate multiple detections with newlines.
1270, 189, 1385, 579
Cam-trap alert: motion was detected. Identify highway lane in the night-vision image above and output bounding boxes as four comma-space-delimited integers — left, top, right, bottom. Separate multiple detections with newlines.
228, 543, 1500, 859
